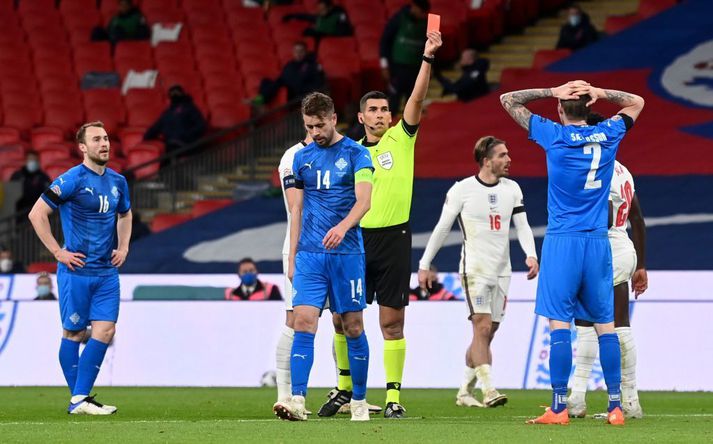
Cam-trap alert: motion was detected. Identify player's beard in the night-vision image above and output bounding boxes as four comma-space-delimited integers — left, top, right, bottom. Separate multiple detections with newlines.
88, 151, 110, 166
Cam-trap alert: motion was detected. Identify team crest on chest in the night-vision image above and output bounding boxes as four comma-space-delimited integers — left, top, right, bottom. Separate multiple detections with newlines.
111, 186, 119, 199
488, 193, 498, 208
335, 158, 348, 170
376, 151, 393, 170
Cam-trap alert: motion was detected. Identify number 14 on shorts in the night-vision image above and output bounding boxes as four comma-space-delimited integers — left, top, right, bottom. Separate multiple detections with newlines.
350, 278, 363, 303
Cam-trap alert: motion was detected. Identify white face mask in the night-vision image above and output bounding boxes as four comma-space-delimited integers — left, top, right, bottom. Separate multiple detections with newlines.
0, 258, 13, 273
26, 160, 40, 173
568, 15, 581, 26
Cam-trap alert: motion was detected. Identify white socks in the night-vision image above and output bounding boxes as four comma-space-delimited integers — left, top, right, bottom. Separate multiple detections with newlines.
616, 326, 638, 402
458, 366, 477, 396
276, 326, 294, 402
571, 326, 598, 399
474, 364, 494, 395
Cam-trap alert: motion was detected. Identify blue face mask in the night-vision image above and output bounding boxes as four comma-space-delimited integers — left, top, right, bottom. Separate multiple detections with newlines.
240, 273, 257, 286
37, 285, 51, 297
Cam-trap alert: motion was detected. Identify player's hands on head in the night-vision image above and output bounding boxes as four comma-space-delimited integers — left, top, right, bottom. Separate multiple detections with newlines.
525, 257, 539, 280
631, 268, 648, 298
550, 81, 585, 101
424, 31, 442, 57
55, 249, 86, 271
322, 224, 347, 250
418, 268, 432, 290
111, 249, 128, 267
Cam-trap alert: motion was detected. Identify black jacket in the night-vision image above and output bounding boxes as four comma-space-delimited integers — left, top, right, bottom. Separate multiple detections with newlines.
279, 54, 325, 100
144, 96, 207, 147
10, 167, 51, 210
556, 13, 599, 51
436, 58, 490, 102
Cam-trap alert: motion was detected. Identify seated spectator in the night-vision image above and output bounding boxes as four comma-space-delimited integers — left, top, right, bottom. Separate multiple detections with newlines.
92, 0, 150, 45
282, 0, 353, 41
0, 246, 25, 274
131, 212, 152, 242
253, 42, 325, 106
10, 151, 50, 215
380, 0, 430, 112
34, 272, 57, 300
435, 49, 490, 102
225, 258, 282, 301
410, 265, 456, 301
144, 85, 207, 154
556, 5, 598, 51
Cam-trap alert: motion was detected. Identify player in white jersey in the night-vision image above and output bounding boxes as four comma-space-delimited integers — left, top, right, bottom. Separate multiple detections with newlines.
568, 113, 648, 419
418, 136, 539, 408
274, 135, 311, 406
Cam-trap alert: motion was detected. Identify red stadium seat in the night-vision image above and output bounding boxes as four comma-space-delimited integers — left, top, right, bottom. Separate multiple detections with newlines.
209, 103, 251, 128
74, 55, 114, 78
118, 127, 149, 156
40, 75, 80, 96
43, 91, 82, 112
83, 89, 123, 110
2, 104, 41, 132
85, 103, 126, 134
45, 160, 77, 180
226, 7, 265, 26
115, 41, 154, 63
18, 0, 55, 15
40, 147, 72, 170
191, 199, 233, 218
0, 127, 21, 145
30, 127, 65, 150
154, 40, 194, 59
115, 58, 155, 79
318, 37, 357, 59
106, 156, 127, 173
67, 22, 97, 45
60, 0, 96, 14
1, 161, 25, 181
73, 42, 112, 64
142, 0, 180, 10
128, 103, 164, 127
127, 144, 162, 179
125, 88, 165, 110
0, 141, 26, 160
604, 15, 642, 34
43, 104, 84, 135
156, 55, 196, 74
26, 262, 58, 273
144, 7, 185, 25
150, 213, 193, 232
206, 89, 243, 110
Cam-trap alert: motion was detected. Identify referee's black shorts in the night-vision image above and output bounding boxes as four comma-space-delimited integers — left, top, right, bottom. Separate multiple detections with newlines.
363, 222, 412, 308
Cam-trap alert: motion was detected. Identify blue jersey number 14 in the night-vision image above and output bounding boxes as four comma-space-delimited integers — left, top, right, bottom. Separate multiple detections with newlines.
316, 169, 331, 189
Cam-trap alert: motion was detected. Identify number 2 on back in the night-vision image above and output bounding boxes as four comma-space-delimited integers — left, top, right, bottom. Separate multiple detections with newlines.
583, 143, 602, 189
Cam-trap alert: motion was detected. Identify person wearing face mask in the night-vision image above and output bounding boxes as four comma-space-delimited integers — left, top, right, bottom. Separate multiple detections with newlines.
556, 5, 599, 51
143, 85, 207, 154
0, 246, 26, 274
34, 272, 57, 300
225, 258, 282, 301
11, 151, 51, 216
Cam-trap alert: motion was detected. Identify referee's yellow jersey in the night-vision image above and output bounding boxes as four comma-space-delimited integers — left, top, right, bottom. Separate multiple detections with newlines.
360, 120, 417, 229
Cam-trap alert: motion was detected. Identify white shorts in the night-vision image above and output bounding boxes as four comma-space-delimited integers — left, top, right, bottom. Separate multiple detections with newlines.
613, 250, 637, 287
461, 275, 510, 323
282, 254, 293, 310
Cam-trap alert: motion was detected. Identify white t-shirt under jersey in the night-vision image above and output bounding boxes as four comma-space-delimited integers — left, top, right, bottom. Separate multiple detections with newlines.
609, 161, 636, 256
419, 175, 537, 281
279, 141, 307, 255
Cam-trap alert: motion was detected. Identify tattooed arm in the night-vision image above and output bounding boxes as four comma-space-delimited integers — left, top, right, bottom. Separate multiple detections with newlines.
584, 88, 645, 121
500, 83, 580, 130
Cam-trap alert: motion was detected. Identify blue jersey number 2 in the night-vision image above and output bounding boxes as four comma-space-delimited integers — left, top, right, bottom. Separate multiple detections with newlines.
583, 143, 602, 190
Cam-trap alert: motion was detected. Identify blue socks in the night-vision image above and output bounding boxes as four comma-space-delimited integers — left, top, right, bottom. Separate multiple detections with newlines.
59, 338, 80, 393
346, 332, 369, 401
290, 332, 315, 397
599, 332, 622, 412
72, 338, 109, 397
549, 328, 572, 413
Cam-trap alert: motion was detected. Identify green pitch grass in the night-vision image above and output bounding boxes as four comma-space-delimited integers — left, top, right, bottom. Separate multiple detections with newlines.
0, 388, 711, 443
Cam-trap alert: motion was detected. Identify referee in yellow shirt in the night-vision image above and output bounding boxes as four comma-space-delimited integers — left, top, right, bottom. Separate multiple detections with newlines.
318, 30, 442, 419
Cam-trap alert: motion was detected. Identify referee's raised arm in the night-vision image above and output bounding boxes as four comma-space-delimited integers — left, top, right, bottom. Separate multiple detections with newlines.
402, 31, 442, 127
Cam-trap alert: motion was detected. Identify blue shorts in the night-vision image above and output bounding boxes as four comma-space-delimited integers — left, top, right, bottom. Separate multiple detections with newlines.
535, 233, 614, 324
292, 251, 367, 314
58, 268, 120, 331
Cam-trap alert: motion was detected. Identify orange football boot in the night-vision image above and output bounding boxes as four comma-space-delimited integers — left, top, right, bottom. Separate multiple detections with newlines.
526, 407, 570, 425
606, 407, 625, 426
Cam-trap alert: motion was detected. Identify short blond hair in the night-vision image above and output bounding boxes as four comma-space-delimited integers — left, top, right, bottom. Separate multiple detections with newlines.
76, 121, 105, 144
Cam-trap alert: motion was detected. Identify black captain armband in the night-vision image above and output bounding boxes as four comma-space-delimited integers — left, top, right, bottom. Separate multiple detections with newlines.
43, 188, 62, 206
512, 206, 526, 215
617, 113, 634, 131
283, 174, 296, 189
294, 179, 305, 190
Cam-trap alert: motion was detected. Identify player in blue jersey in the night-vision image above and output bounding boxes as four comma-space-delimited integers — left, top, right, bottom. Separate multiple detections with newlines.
500, 81, 644, 426
28, 121, 132, 415
273, 92, 374, 422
